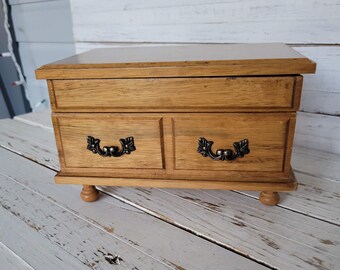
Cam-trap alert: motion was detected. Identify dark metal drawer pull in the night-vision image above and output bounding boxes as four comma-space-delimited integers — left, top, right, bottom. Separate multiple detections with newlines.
87, 136, 136, 157
197, 137, 250, 161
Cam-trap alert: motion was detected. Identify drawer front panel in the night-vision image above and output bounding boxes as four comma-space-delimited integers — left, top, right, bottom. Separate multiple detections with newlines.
54, 114, 164, 170
173, 114, 291, 172
51, 76, 298, 112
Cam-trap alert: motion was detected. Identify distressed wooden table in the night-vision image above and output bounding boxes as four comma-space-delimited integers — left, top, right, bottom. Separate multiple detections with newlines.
0, 112, 339, 269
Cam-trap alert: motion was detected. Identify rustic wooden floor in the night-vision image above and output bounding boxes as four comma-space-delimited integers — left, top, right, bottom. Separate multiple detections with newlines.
0, 112, 339, 270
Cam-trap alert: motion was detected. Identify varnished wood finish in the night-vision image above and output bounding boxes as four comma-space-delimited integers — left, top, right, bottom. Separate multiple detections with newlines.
59, 168, 291, 182
50, 76, 299, 112
80, 185, 99, 202
54, 114, 164, 170
35, 44, 316, 204
55, 169, 297, 191
35, 44, 316, 79
259, 191, 280, 206
292, 76, 304, 111
52, 113, 295, 182
47, 80, 57, 110
37, 44, 313, 68
35, 63, 315, 80
282, 116, 297, 174
173, 113, 290, 173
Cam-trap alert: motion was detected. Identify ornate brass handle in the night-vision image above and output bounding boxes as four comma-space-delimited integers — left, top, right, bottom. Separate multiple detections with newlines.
87, 136, 136, 157
197, 137, 249, 161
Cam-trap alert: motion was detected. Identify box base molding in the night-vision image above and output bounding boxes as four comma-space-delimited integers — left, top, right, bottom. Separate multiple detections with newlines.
56, 169, 297, 206
55, 172, 297, 192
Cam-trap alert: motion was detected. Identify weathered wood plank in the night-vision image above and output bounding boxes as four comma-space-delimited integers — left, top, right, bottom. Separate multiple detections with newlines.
0, 212, 89, 270
15, 111, 52, 131
238, 171, 340, 225
0, 170, 174, 270
70, 0, 340, 44
0, 147, 267, 270
295, 112, 340, 155
0, 118, 58, 168
102, 186, 340, 270
293, 146, 340, 182
238, 145, 340, 225
300, 90, 340, 116
0, 242, 34, 270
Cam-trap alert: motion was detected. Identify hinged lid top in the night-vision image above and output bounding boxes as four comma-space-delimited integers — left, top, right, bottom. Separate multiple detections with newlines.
36, 43, 316, 79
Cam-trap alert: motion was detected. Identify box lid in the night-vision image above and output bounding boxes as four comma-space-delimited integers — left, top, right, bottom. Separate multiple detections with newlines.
36, 43, 316, 79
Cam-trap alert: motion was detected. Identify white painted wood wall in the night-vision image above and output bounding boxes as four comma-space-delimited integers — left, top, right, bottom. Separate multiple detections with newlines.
10, 0, 75, 111
12, 0, 340, 155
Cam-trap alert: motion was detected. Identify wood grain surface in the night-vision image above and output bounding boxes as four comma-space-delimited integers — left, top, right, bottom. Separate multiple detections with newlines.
173, 114, 290, 172
52, 113, 295, 183
54, 114, 164, 170
39, 43, 308, 67
55, 173, 297, 191
0, 171, 172, 270
35, 44, 315, 79
50, 76, 299, 112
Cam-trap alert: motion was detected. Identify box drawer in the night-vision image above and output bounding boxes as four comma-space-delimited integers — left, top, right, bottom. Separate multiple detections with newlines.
53, 114, 164, 170
50, 76, 301, 112
172, 113, 294, 173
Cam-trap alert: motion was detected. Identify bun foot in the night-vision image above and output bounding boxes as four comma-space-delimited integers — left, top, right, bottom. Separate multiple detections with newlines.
80, 185, 99, 202
259, 191, 280, 206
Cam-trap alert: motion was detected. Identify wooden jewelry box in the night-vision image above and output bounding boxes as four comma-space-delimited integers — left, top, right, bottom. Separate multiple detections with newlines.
36, 43, 316, 205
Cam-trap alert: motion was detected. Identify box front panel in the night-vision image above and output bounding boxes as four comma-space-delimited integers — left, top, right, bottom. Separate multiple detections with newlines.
173, 113, 292, 173
51, 76, 298, 112
54, 114, 164, 171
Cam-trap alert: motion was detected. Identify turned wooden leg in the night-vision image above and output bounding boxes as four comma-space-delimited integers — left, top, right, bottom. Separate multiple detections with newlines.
80, 185, 99, 202
259, 191, 280, 206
